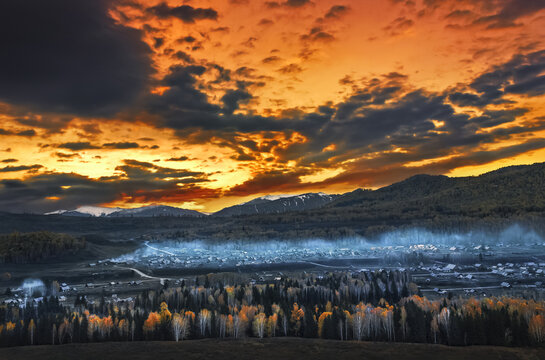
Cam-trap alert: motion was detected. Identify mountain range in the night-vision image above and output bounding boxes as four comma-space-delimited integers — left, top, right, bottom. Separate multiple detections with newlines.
3, 162, 545, 240
44, 193, 341, 218
42, 162, 545, 222
214, 192, 339, 217
46, 205, 203, 218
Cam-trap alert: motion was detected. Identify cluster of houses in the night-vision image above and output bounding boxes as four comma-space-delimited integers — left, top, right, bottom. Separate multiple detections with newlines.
111, 245, 373, 269
414, 260, 545, 296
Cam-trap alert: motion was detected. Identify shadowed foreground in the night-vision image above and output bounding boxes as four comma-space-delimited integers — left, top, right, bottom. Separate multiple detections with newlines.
1, 338, 544, 360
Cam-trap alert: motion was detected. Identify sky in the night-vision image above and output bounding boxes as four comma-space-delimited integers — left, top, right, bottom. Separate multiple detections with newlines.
1, 0, 545, 213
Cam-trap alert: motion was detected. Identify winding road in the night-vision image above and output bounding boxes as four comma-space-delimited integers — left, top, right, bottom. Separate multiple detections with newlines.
115, 266, 173, 285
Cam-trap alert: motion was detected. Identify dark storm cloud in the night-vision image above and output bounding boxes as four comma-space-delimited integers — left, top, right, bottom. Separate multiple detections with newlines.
118, 159, 205, 180
262, 56, 282, 64
210, 64, 232, 83
225, 170, 308, 196
147, 3, 218, 23
234, 67, 255, 78
505, 75, 545, 96
448, 50, 545, 107
0, 129, 36, 137
289, 89, 457, 164
167, 156, 190, 162
285, 0, 312, 6
1, 159, 18, 163
221, 89, 253, 115
0, 173, 124, 213
55, 152, 80, 159
444, 10, 473, 20
330, 138, 545, 189
153, 37, 165, 48
0, 164, 42, 173
0, 161, 213, 213
300, 27, 335, 42
383, 16, 414, 36
277, 64, 304, 74
173, 51, 195, 64
324, 5, 350, 19
0, 0, 153, 117
107, 51, 545, 198
448, 91, 491, 107
273, 72, 544, 178
141, 65, 223, 131
14, 116, 74, 134
258, 19, 274, 26
144, 57, 544, 149
480, 50, 545, 92
473, 0, 545, 29
211, 27, 230, 33
57, 142, 145, 151
102, 142, 141, 149
141, 64, 292, 135
470, 108, 528, 128
14, 130, 36, 137
265, 0, 312, 8
177, 36, 197, 43
57, 142, 100, 151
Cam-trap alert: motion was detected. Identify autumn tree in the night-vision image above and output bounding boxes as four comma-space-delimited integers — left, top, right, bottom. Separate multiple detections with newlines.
318, 312, 332, 338
529, 314, 545, 343
172, 313, 189, 341
197, 309, 211, 337
143, 312, 160, 339
253, 313, 267, 338
28, 319, 36, 345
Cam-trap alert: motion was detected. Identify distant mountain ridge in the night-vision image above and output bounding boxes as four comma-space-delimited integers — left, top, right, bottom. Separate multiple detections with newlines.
47, 205, 203, 217
45, 193, 341, 218
42, 162, 545, 222
214, 192, 340, 217
9, 162, 545, 240
108, 205, 202, 217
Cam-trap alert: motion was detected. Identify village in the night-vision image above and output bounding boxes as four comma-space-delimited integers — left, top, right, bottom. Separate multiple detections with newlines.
3, 237, 545, 308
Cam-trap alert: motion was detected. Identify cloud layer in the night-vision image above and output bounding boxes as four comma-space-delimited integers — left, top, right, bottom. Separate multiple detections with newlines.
1, 0, 545, 212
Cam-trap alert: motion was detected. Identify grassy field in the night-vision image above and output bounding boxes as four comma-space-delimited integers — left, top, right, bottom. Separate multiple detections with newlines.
0, 338, 544, 360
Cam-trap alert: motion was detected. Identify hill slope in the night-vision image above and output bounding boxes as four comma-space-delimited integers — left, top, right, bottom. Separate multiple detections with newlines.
329, 162, 545, 216
0, 339, 542, 360
215, 193, 339, 216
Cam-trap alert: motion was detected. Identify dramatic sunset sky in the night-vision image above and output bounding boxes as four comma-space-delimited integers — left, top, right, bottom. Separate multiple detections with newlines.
1, 0, 545, 213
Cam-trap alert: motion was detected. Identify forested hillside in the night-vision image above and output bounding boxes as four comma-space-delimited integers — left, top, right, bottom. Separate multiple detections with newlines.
214, 193, 339, 217
0, 232, 85, 264
330, 162, 545, 215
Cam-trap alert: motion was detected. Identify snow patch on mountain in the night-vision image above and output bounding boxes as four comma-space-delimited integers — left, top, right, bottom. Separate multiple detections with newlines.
214, 192, 340, 216
242, 194, 293, 205
76, 206, 122, 216
45, 206, 121, 217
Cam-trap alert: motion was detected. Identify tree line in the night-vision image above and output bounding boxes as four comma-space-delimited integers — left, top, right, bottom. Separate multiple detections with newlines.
0, 231, 85, 264
1, 270, 545, 347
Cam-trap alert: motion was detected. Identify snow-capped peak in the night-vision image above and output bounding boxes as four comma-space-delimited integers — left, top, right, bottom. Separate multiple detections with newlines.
45, 206, 121, 216
75, 206, 122, 216
256, 194, 294, 201
243, 194, 293, 205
